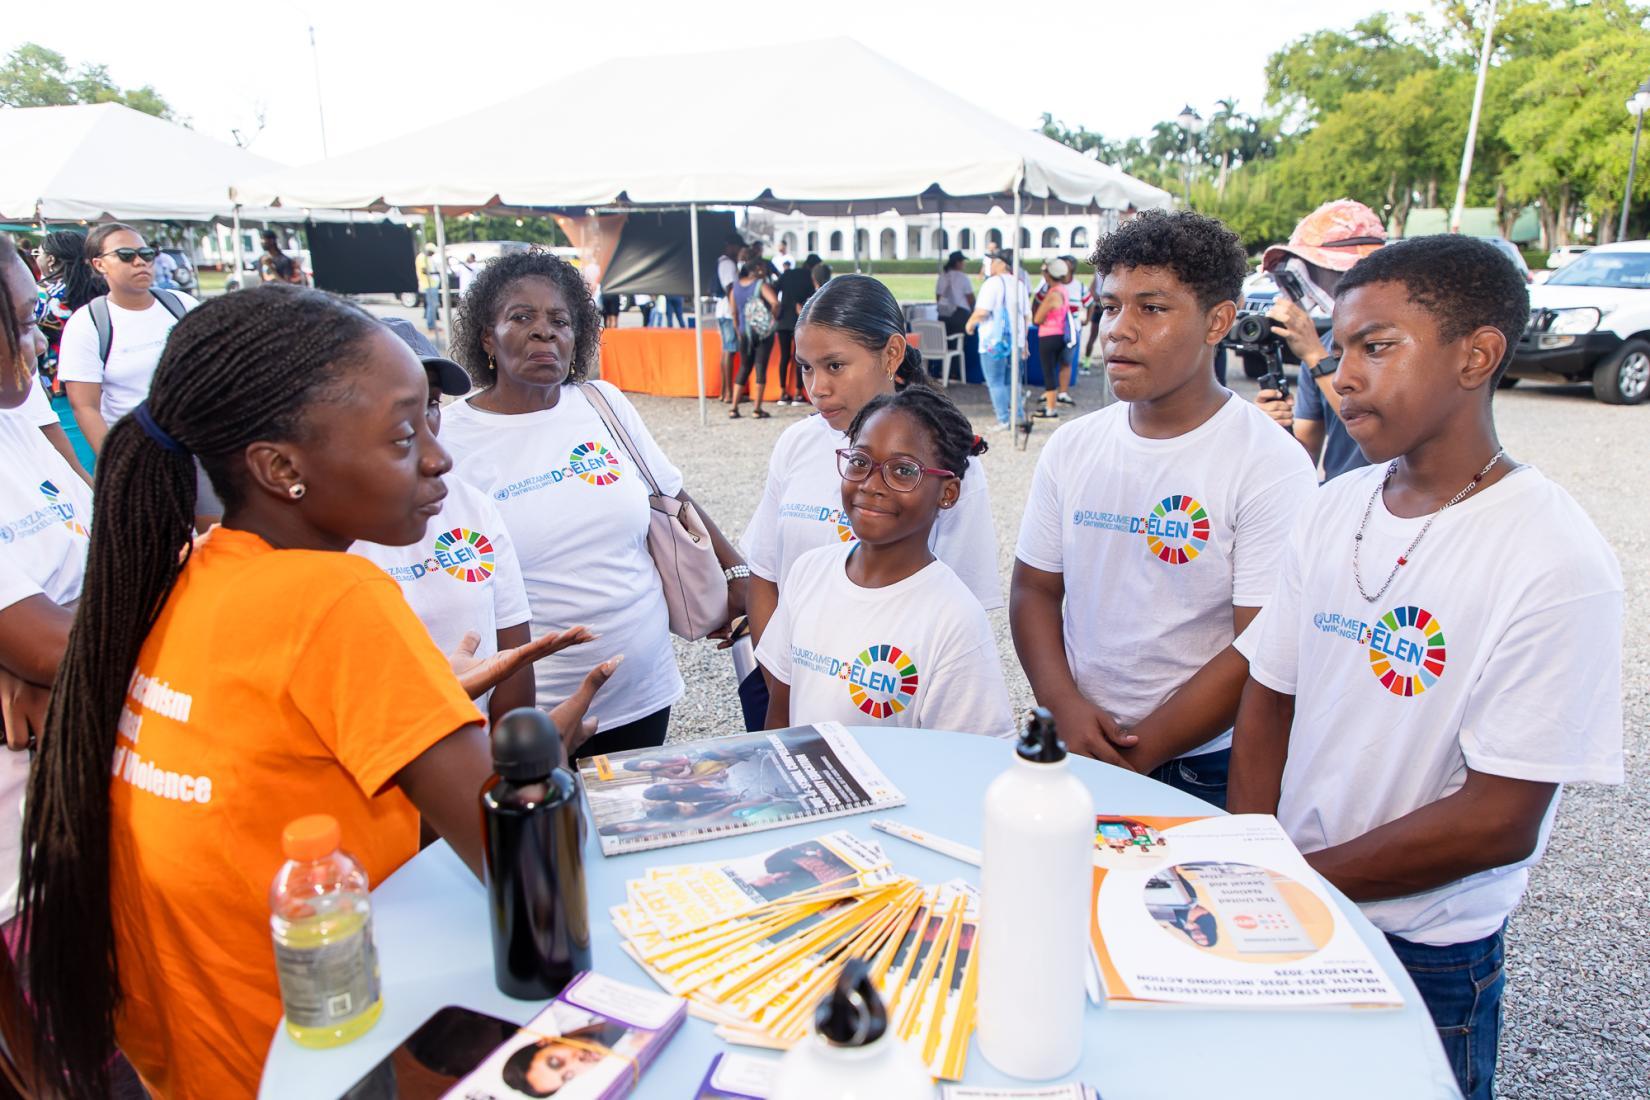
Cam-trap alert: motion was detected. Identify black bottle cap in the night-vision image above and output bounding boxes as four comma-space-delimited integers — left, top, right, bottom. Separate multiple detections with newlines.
490, 708, 566, 782
1017, 706, 1067, 763
815, 958, 888, 1046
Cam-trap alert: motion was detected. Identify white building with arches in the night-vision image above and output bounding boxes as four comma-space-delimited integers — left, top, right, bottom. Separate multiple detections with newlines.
768, 207, 1125, 266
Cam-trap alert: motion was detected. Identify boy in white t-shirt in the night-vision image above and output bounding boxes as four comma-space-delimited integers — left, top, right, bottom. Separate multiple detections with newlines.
352, 319, 598, 726
1012, 211, 1316, 809
1230, 236, 1623, 1100
757, 387, 1014, 738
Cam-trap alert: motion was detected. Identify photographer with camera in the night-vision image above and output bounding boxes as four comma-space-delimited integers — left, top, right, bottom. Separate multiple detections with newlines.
1249, 200, 1386, 481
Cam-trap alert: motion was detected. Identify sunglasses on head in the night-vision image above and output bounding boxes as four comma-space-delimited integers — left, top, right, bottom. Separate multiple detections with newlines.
100, 247, 159, 264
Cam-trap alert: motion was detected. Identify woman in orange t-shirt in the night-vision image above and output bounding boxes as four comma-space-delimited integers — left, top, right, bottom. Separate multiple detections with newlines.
12, 286, 617, 1100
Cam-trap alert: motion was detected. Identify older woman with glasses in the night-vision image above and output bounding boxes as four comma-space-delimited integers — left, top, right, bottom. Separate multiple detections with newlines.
56, 223, 195, 456
441, 250, 748, 759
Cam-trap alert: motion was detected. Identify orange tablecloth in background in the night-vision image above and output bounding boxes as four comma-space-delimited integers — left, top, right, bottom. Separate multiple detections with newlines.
599, 328, 785, 400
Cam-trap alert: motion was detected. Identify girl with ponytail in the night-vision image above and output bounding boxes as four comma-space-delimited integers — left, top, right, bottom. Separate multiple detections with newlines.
733, 274, 1003, 728
753, 384, 1015, 738
15, 284, 613, 1099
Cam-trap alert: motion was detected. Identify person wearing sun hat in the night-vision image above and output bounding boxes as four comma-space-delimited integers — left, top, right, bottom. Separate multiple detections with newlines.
350, 317, 595, 727
1252, 199, 1387, 481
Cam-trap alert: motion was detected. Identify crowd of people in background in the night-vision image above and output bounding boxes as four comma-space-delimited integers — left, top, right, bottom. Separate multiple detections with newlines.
0, 197, 1624, 1100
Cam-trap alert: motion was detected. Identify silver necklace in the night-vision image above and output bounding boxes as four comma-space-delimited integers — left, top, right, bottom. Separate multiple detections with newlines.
1353, 450, 1505, 604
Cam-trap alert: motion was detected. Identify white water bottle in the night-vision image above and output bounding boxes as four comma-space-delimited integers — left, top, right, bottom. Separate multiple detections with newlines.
977, 708, 1094, 1079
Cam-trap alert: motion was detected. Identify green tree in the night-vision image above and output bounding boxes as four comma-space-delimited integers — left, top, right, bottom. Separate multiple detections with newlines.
1264, 13, 1437, 124
0, 43, 175, 119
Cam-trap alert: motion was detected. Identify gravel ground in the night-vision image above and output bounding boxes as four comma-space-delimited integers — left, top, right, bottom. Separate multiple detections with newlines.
620, 366, 1649, 1099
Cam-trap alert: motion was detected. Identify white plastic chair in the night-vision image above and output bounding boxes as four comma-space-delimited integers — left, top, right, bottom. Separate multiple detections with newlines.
912, 319, 965, 387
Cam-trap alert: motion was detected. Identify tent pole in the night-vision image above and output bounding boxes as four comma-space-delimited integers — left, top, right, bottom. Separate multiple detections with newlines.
690, 202, 707, 427
433, 204, 452, 352
1010, 180, 1024, 444
231, 205, 244, 291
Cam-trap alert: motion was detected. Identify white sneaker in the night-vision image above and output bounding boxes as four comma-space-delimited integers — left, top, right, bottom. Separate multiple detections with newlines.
984, 421, 1011, 433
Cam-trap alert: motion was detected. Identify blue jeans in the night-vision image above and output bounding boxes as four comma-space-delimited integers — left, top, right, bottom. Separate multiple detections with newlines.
423, 287, 439, 329
980, 350, 1021, 426
1385, 927, 1504, 1100
1148, 747, 1229, 811
664, 296, 686, 327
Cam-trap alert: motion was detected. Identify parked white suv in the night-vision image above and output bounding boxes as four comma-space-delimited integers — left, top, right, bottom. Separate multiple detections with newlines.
1510, 240, 1650, 405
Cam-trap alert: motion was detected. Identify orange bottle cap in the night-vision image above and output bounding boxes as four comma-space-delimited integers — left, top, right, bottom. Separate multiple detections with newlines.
283, 814, 341, 862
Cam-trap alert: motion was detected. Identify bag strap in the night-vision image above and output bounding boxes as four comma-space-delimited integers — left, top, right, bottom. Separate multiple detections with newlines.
151, 289, 188, 320
576, 383, 664, 497
88, 296, 112, 367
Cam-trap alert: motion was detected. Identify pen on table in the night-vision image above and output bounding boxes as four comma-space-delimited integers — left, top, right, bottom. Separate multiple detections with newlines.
870, 819, 981, 867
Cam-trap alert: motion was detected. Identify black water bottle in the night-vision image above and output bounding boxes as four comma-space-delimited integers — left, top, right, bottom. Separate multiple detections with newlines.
480, 708, 592, 999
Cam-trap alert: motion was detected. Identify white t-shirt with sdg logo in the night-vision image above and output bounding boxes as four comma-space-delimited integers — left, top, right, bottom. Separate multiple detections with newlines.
350, 476, 529, 715
1236, 464, 1623, 945
439, 381, 685, 727
739, 412, 1003, 610
754, 542, 1014, 738
1014, 395, 1315, 756
58, 292, 198, 425
0, 414, 92, 913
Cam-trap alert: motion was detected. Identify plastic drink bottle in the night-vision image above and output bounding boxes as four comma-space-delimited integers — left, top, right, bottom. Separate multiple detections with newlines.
481, 708, 592, 999
977, 708, 1094, 1079
269, 813, 383, 1048
771, 958, 932, 1100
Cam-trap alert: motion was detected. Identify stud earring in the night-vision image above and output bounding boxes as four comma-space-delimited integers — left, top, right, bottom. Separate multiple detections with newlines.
288, 483, 306, 500
489, 355, 497, 373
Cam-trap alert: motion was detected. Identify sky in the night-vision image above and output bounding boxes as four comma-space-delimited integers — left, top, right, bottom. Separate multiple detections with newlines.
8, 0, 1430, 167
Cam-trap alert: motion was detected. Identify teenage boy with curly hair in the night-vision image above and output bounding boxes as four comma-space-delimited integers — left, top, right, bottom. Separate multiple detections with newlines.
1229, 235, 1622, 1100
1011, 210, 1316, 809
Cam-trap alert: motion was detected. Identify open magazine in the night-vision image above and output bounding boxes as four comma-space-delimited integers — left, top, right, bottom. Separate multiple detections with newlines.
580, 723, 905, 855
1090, 814, 1404, 1008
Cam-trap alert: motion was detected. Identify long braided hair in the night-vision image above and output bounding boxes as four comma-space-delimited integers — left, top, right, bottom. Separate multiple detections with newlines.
17, 283, 379, 1098
41, 230, 104, 311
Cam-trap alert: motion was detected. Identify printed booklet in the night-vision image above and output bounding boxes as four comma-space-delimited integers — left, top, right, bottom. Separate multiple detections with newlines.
1089, 814, 1404, 1008
442, 972, 686, 1100
580, 723, 906, 856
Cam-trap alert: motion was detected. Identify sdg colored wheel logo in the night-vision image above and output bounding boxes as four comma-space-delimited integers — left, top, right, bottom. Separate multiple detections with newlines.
846, 644, 919, 719
1145, 494, 1210, 565
569, 442, 621, 486
432, 528, 497, 582
1367, 605, 1446, 697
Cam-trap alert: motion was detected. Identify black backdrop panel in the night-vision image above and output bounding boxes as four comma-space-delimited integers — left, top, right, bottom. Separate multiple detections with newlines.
305, 219, 418, 296
599, 210, 738, 298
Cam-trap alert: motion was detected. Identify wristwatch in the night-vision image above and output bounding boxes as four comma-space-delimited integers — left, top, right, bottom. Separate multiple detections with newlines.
724, 564, 751, 582
1308, 357, 1339, 380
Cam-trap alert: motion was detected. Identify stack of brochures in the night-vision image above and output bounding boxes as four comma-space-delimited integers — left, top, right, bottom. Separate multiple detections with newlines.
613, 831, 979, 1081
579, 723, 907, 856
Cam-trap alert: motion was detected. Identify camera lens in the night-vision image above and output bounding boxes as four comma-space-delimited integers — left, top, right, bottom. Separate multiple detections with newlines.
1234, 314, 1270, 344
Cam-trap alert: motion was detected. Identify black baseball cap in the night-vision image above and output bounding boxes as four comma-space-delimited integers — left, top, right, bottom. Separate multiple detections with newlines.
381, 317, 470, 396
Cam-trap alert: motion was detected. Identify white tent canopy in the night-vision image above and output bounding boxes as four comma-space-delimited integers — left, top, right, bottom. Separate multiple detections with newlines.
237, 38, 1172, 215
0, 102, 333, 224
